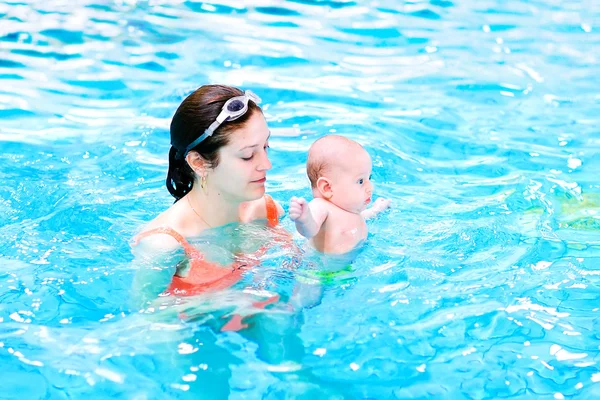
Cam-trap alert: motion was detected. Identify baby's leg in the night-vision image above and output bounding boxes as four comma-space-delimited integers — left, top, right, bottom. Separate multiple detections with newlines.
290, 277, 324, 310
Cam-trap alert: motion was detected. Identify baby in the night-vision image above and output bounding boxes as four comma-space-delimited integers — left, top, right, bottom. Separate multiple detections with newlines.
289, 135, 391, 254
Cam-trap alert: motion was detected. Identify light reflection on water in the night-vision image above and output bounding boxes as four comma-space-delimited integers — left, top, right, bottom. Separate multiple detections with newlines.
0, 0, 599, 398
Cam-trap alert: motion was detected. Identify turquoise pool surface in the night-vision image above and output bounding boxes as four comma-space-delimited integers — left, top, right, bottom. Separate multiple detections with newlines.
0, 0, 599, 398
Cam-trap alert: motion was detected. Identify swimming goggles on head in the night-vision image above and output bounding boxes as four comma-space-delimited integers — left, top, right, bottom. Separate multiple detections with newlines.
184, 90, 261, 156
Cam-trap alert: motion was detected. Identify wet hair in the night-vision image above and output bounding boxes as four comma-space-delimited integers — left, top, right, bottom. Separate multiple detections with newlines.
166, 84, 262, 201
306, 135, 363, 188
307, 151, 328, 188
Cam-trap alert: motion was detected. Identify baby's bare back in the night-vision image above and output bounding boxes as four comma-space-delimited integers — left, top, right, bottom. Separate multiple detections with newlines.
312, 202, 367, 254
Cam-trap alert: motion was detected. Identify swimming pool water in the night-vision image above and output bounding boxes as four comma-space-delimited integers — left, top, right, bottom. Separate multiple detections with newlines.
1, 0, 599, 398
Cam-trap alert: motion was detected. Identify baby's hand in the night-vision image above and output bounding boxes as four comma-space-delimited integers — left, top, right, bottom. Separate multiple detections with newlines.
361, 197, 391, 220
373, 198, 392, 212
289, 197, 310, 222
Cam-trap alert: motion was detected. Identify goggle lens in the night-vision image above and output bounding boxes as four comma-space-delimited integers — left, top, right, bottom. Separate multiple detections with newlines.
227, 99, 245, 112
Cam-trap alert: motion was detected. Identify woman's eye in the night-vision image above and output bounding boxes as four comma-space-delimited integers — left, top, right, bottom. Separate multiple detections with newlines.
241, 155, 253, 161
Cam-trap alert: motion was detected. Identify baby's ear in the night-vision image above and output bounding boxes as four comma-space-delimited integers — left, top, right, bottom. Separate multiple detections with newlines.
316, 177, 333, 199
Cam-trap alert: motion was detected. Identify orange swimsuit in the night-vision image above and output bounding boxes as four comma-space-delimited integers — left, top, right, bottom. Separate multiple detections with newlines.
133, 194, 290, 297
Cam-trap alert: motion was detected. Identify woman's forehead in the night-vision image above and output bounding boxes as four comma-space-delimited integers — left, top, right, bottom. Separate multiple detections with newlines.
229, 114, 269, 147
218, 113, 269, 154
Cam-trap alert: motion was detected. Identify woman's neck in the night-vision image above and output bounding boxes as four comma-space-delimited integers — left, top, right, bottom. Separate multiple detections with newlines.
187, 187, 242, 228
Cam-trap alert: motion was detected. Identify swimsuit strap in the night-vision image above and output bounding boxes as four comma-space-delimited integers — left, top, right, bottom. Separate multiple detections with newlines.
264, 194, 279, 227
132, 226, 200, 258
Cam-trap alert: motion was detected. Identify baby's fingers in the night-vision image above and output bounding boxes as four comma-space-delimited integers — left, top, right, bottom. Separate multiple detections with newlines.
373, 198, 391, 210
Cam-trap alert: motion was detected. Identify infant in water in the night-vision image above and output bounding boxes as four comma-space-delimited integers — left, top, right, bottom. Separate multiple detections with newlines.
289, 135, 391, 254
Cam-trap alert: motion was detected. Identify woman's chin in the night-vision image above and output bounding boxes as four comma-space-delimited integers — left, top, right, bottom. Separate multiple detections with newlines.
246, 186, 266, 200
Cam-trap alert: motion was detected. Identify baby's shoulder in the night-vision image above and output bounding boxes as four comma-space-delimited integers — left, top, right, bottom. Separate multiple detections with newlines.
309, 198, 339, 215
309, 197, 330, 208
311, 199, 350, 223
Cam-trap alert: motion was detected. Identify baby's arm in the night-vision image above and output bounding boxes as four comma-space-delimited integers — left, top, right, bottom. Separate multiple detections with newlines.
289, 197, 329, 238
361, 198, 392, 220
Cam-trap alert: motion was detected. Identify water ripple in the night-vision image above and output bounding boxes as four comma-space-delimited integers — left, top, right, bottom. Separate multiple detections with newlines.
1, 0, 599, 398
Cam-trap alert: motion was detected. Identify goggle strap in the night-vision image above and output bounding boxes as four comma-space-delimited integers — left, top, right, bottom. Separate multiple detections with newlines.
182, 90, 261, 156
184, 127, 213, 155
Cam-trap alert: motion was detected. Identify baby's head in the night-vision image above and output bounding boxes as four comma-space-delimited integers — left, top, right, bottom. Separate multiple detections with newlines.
306, 135, 373, 214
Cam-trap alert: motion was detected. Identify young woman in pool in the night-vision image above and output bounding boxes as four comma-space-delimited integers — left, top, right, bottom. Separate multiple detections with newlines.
137, 84, 282, 248
133, 84, 293, 326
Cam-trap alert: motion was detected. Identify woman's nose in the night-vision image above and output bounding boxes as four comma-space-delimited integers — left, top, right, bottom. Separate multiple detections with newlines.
257, 149, 272, 171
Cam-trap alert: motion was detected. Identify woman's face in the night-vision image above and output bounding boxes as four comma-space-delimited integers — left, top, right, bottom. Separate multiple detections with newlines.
208, 112, 272, 202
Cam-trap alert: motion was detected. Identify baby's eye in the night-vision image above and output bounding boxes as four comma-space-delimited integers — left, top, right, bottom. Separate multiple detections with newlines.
369, 174, 372, 180
358, 178, 364, 184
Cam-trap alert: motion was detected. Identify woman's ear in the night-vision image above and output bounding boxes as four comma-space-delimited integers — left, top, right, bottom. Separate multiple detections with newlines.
185, 151, 209, 176
316, 177, 333, 199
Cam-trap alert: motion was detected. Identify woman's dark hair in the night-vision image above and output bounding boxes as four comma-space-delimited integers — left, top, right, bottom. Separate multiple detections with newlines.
166, 84, 262, 201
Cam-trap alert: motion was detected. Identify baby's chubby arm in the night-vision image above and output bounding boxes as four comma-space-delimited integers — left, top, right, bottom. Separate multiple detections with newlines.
289, 197, 329, 238
361, 198, 392, 220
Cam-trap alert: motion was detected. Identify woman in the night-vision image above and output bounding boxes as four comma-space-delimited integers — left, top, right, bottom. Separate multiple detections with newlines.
131, 86, 313, 390
134, 84, 288, 300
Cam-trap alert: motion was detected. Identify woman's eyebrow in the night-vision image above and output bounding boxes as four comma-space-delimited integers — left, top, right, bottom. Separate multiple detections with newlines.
239, 132, 271, 151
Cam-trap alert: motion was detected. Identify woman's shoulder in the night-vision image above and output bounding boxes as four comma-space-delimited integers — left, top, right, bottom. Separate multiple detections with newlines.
264, 193, 285, 218
133, 206, 190, 253
133, 225, 182, 254
245, 194, 284, 221
273, 196, 285, 217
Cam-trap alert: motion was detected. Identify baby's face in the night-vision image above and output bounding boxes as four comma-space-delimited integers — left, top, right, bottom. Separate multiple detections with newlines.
328, 148, 373, 214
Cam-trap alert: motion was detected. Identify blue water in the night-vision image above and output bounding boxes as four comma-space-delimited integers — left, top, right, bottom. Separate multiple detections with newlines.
1, 0, 599, 398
